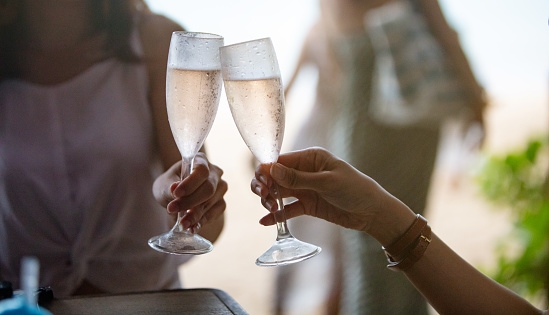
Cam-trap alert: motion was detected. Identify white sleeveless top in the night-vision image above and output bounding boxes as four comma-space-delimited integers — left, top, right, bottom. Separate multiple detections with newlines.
0, 28, 188, 297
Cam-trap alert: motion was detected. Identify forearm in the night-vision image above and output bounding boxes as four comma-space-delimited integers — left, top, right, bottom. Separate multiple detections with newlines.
368, 195, 542, 314
439, 30, 486, 118
405, 234, 542, 315
418, 0, 486, 116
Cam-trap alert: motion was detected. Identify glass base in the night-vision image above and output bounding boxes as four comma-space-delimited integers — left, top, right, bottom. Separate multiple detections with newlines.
148, 230, 213, 255
256, 237, 321, 267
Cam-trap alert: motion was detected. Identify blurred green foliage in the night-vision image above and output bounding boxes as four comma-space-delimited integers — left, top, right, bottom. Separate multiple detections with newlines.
477, 137, 549, 304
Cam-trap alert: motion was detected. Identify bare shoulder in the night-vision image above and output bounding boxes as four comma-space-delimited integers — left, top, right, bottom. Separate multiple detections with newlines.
138, 12, 185, 61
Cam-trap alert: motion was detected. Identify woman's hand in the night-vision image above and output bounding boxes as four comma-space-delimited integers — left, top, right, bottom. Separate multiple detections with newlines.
251, 147, 416, 245
251, 148, 388, 233
153, 152, 227, 234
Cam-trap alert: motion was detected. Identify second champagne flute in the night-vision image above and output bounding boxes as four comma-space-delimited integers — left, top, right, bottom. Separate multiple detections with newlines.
220, 37, 321, 266
148, 32, 223, 255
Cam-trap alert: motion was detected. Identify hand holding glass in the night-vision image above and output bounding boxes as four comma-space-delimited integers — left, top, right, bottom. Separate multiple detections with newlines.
148, 32, 224, 255
220, 38, 321, 266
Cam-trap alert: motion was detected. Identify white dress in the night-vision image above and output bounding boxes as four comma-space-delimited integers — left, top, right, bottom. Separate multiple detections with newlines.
0, 28, 188, 297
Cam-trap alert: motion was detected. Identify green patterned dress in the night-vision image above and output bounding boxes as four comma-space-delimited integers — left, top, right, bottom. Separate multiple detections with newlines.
333, 31, 439, 315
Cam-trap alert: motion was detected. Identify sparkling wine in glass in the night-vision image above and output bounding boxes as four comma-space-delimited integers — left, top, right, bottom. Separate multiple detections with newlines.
220, 37, 321, 266
148, 32, 224, 255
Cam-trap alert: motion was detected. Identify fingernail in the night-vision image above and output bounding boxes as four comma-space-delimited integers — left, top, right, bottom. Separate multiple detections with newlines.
259, 175, 268, 185
259, 214, 275, 226
265, 200, 275, 211
170, 182, 179, 194
167, 202, 176, 213
254, 185, 262, 195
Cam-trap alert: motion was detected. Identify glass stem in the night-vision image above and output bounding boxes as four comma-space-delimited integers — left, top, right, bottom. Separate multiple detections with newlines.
271, 182, 293, 241
172, 157, 193, 234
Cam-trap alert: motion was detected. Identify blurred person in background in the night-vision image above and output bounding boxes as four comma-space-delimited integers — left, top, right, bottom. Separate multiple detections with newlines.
280, 0, 486, 313
332, 0, 486, 313
0, 0, 226, 297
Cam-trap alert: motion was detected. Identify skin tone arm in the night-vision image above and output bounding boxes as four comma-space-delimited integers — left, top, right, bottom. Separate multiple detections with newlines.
284, 19, 341, 99
416, 0, 486, 127
284, 20, 317, 98
251, 147, 545, 315
140, 13, 226, 243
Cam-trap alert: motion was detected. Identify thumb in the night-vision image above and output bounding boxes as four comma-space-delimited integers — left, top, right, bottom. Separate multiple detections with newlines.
271, 162, 320, 190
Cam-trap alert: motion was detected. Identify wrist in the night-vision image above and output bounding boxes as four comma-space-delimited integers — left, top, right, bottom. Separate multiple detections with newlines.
384, 214, 432, 271
365, 194, 418, 247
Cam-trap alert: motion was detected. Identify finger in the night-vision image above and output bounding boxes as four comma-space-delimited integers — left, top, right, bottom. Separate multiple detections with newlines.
254, 163, 273, 186
259, 213, 275, 226
200, 178, 228, 222
251, 177, 279, 213
270, 162, 328, 190
251, 177, 270, 199
262, 195, 278, 213
170, 184, 214, 215
258, 199, 306, 226
176, 175, 220, 212
153, 161, 182, 208
172, 160, 224, 212
190, 222, 201, 234
180, 178, 227, 227
279, 199, 307, 220
172, 157, 211, 198
167, 198, 185, 215
276, 147, 330, 171
168, 164, 223, 217
180, 206, 202, 230
175, 153, 224, 199
198, 199, 226, 227
158, 181, 180, 209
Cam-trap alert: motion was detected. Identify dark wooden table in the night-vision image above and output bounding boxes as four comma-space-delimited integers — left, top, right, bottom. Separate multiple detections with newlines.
46, 288, 248, 314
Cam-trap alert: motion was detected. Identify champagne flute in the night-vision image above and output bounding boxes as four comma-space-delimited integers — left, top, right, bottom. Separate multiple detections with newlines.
148, 32, 224, 255
220, 38, 321, 266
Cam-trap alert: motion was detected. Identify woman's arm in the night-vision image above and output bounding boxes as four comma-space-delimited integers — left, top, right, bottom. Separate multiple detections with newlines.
405, 234, 542, 315
284, 20, 318, 98
139, 12, 183, 169
252, 147, 544, 315
416, 0, 487, 125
